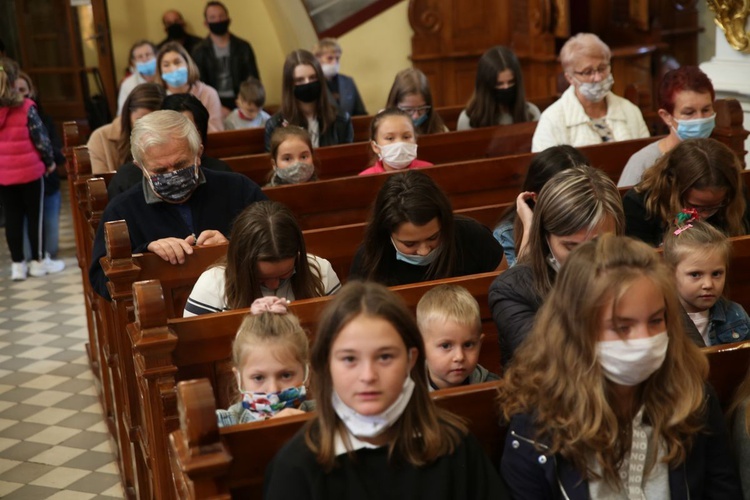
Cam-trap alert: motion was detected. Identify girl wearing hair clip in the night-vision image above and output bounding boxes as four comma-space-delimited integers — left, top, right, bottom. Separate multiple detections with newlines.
663, 210, 750, 347
216, 297, 314, 427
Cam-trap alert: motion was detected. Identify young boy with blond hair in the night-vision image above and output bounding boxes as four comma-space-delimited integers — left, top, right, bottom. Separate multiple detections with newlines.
416, 285, 499, 391
312, 37, 367, 117
224, 76, 270, 130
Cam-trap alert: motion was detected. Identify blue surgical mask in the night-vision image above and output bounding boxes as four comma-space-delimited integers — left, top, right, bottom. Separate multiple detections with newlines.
673, 114, 716, 141
136, 58, 157, 77
391, 238, 438, 266
162, 67, 189, 88
413, 113, 428, 128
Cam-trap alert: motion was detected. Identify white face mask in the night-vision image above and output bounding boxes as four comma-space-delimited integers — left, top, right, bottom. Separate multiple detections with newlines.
597, 331, 669, 386
331, 376, 415, 438
575, 73, 614, 103
321, 62, 339, 79
374, 141, 418, 169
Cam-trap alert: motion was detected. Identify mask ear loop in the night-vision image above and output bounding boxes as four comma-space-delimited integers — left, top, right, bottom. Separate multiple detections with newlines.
302, 364, 310, 385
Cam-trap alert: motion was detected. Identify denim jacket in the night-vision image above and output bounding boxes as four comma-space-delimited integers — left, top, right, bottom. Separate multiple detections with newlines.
493, 219, 517, 268
707, 297, 750, 345
682, 298, 750, 347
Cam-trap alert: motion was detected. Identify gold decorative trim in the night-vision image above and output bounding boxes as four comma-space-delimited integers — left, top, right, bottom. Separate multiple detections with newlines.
707, 0, 750, 53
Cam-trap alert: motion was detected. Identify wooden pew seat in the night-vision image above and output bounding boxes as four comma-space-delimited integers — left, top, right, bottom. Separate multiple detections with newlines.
169, 378, 503, 499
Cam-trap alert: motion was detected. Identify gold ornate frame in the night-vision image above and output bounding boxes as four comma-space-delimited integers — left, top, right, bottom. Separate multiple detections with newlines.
707, 0, 750, 53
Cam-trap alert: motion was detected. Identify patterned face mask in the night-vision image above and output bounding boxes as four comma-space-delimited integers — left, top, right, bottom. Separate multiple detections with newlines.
237, 365, 308, 419
147, 162, 198, 203
275, 162, 314, 184
240, 386, 307, 418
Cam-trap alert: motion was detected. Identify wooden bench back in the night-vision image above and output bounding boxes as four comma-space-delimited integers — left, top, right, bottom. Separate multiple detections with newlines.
222, 121, 539, 186
203, 105, 468, 159
128, 269, 501, 499
702, 340, 750, 410
264, 135, 660, 230
168, 377, 503, 499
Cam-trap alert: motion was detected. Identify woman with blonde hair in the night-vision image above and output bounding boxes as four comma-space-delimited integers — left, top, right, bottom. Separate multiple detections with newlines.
489, 165, 624, 367
624, 137, 748, 247
499, 234, 741, 498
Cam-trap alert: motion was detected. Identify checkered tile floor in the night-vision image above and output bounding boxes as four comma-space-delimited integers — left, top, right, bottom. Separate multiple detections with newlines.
0, 182, 123, 499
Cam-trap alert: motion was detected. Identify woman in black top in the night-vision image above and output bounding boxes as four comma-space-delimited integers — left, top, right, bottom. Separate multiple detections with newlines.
349, 170, 503, 286
489, 166, 624, 369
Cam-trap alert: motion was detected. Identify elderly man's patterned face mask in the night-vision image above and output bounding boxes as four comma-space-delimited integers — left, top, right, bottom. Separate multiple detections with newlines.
147, 161, 198, 203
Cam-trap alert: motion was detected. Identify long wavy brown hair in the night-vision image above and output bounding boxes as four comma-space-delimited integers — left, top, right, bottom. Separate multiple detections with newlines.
635, 138, 746, 237
305, 281, 467, 471
499, 234, 708, 489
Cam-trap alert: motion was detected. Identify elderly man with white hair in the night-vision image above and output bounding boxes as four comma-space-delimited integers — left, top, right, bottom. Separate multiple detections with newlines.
531, 33, 649, 152
89, 110, 266, 298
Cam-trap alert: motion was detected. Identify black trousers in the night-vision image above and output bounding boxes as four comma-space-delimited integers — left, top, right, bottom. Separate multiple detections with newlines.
0, 177, 43, 262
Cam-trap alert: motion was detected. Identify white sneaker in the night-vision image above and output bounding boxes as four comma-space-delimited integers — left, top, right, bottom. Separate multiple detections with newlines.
43, 255, 65, 274
11, 262, 27, 281
28, 259, 47, 277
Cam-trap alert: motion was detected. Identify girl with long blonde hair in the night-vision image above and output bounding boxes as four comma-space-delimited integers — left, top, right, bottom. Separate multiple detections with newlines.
499, 234, 741, 498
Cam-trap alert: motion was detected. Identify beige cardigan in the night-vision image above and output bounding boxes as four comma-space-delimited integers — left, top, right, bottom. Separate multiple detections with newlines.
87, 117, 123, 174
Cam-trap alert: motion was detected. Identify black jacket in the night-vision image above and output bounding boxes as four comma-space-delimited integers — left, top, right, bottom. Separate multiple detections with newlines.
89, 168, 266, 299
488, 264, 545, 369
191, 34, 260, 103
501, 385, 742, 499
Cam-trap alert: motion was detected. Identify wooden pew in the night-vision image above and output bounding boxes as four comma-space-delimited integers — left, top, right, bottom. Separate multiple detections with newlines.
65, 153, 142, 496
127, 269, 501, 499
100, 221, 228, 500
703, 340, 750, 411
223, 121, 538, 186
204, 105, 467, 159
120, 232, 750, 499
264, 135, 660, 230
62, 120, 90, 176
209, 98, 746, 187
168, 378, 503, 499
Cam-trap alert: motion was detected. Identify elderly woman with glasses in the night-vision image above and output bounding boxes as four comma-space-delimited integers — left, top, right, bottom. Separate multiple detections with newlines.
531, 33, 649, 152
